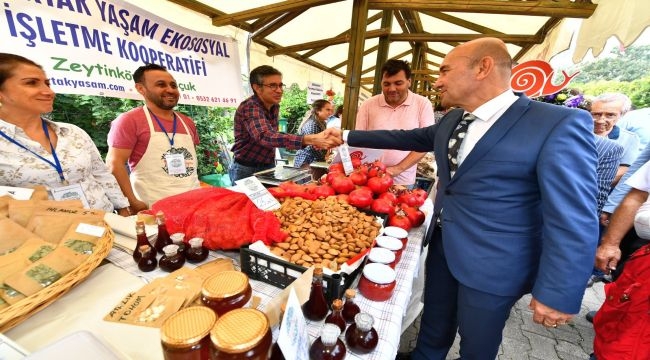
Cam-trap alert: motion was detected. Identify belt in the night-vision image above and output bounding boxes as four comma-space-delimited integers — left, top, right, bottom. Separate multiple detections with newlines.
235, 159, 272, 167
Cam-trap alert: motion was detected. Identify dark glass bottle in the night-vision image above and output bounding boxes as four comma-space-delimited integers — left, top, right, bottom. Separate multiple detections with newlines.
154, 211, 173, 254
309, 323, 346, 360
325, 299, 346, 333
133, 220, 152, 263
137, 245, 157, 272
170, 233, 188, 257
344, 313, 378, 355
185, 237, 209, 263
159, 244, 185, 272
342, 289, 361, 323
269, 303, 286, 360
302, 265, 328, 321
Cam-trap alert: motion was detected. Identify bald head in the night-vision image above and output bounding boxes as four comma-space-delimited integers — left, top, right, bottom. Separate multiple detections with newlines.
455, 37, 513, 80
435, 37, 514, 111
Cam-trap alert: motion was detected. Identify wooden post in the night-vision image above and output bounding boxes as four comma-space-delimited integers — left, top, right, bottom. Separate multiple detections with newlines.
341, 0, 368, 130
372, 10, 393, 96
411, 43, 423, 92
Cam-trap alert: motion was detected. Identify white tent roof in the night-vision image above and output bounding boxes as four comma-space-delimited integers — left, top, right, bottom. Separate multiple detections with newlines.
128, 0, 649, 102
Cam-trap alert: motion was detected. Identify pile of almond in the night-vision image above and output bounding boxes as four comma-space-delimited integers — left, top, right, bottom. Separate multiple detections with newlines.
271, 197, 381, 271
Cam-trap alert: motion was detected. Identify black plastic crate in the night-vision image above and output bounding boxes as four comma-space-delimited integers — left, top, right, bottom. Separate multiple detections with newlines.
240, 208, 386, 302
240, 245, 364, 302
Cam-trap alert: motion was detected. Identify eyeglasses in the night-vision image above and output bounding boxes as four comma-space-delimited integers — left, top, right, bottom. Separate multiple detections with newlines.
260, 83, 286, 91
591, 112, 620, 120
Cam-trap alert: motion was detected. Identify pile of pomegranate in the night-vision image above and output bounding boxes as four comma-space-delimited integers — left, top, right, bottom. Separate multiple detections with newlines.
267, 160, 427, 231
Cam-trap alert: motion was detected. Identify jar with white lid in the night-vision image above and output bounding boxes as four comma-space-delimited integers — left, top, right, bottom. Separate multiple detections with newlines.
375, 235, 403, 265
367, 247, 396, 268
358, 263, 396, 301
383, 226, 409, 247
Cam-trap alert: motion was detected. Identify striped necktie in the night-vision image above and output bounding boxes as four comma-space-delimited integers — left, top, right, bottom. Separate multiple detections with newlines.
448, 113, 477, 177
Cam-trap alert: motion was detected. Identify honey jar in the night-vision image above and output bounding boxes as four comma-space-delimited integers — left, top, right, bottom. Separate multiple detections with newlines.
383, 226, 409, 247
210, 308, 272, 360
201, 271, 252, 316
358, 263, 396, 302
367, 247, 396, 268
375, 235, 403, 265
160, 306, 217, 360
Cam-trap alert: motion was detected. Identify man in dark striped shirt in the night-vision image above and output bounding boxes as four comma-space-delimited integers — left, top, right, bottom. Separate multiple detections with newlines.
595, 135, 624, 214
229, 65, 341, 182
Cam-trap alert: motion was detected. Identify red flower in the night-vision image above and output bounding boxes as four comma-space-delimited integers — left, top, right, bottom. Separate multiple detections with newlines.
325, 89, 335, 97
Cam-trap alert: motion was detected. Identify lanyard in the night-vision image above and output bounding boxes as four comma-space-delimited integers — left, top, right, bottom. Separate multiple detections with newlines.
149, 110, 177, 147
0, 119, 66, 183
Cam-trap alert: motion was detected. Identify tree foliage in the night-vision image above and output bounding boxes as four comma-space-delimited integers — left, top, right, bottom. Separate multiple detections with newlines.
279, 83, 310, 134
50, 95, 234, 176
51, 95, 140, 154
557, 45, 650, 109
278, 83, 343, 133
569, 45, 650, 83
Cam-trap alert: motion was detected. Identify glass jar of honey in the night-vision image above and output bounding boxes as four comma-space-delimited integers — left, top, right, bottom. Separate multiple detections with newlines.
160, 306, 216, 360
201, 271, 252, 316
210, 308, 272, 360
358, 263, 396, 302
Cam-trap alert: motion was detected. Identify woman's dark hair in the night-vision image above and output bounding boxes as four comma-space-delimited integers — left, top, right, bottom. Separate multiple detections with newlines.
298, 99, 331, 130
311, 99, 330, 115
0, 53, 42, 88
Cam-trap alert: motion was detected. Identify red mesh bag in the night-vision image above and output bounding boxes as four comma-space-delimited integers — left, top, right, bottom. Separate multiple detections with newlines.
151, 187, 287, 250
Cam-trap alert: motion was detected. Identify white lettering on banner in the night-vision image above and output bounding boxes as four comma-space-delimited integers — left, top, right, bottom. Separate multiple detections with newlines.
0, 0, 243, 107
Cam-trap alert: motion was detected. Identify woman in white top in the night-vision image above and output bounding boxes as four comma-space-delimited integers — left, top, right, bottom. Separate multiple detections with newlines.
0, 53, 129, 214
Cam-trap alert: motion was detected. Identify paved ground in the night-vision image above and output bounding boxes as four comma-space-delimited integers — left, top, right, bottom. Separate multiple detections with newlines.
398, 282, 605, 359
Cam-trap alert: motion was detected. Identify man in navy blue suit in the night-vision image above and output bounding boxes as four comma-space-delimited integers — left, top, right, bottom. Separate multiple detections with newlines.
325, 37, 598, 359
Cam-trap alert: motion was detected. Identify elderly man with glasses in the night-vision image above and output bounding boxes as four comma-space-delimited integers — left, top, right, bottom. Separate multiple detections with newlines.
229, 65, 341, 182
591, 92, 640, 185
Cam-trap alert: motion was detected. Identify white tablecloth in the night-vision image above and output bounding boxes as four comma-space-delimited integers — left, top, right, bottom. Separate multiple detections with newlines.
5, 224, 426, 360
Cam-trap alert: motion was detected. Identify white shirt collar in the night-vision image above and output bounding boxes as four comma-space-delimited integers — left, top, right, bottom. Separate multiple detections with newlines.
469, 90, 518, 122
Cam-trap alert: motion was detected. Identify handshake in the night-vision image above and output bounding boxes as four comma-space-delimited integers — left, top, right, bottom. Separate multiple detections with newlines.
305, 128, 344, 150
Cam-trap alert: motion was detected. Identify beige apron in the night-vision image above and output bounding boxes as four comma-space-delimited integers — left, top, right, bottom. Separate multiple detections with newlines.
130, 105, 200, 206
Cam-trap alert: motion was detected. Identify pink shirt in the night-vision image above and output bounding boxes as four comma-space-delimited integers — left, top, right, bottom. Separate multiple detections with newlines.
355, 90, 435, 185
107, 106, 200, 170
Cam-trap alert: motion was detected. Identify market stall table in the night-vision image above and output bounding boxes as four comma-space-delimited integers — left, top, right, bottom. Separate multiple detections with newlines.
4, 223, 427, 359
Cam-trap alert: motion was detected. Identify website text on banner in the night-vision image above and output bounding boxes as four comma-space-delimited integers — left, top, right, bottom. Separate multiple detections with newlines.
0, 0, 243, 107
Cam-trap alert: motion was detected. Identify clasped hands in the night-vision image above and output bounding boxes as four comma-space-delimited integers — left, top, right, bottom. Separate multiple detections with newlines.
307, 128, 344, 150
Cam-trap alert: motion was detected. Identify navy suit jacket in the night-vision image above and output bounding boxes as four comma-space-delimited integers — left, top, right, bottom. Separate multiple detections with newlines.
348, 95, 598, 313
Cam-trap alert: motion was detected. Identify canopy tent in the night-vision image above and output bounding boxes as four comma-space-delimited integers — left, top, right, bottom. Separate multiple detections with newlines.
134, 0, 647, 127
521, 0, 650, 64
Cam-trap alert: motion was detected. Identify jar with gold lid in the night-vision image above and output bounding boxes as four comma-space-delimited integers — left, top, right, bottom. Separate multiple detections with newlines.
160, 306, 217, 360
201, 271, 252, 316
210, 308, 272, 360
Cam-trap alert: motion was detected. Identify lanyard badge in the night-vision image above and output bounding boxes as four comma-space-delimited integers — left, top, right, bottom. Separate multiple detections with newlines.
0, 119, 67, 184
